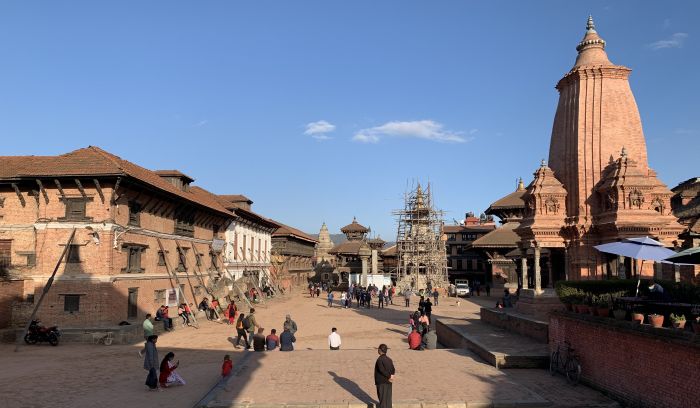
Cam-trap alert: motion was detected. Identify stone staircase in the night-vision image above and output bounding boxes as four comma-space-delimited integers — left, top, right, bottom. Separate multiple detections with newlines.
436, 307, 550, 369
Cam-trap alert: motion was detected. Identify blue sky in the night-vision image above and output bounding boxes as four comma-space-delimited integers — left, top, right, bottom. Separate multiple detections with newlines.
1, 1, 698, 239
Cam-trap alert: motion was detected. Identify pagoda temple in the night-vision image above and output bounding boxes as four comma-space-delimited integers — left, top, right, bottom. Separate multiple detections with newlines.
515, 16, 684, 289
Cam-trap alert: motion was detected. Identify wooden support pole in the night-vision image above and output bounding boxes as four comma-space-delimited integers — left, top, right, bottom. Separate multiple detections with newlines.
54, 179, 66, 200
174, 240, 201, 308
93, 179, 104, 203
36, 180, 49, 204
16, 229, 76, 352
155, 238, 199, 328
11, 183, 26, 207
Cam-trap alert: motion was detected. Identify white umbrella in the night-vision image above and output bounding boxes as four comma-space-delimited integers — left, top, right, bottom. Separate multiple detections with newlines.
594, 237, 676, 295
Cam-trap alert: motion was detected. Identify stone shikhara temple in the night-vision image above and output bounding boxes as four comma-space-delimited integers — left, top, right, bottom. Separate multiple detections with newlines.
513, 16, 684, 293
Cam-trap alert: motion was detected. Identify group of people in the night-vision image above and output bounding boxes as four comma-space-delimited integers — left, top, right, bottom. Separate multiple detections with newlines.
233, 310, 299, 352
405, 295, 437, 350
142, 335, 186, 390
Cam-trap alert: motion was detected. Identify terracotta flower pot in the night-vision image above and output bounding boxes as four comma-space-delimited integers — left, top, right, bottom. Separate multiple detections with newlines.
597, 308, 610, 318
672, 320, 686, 330
632, 313, 644, 324
648, 314, 664, 328
613, 310, 627, 320
577, 305, 590, 314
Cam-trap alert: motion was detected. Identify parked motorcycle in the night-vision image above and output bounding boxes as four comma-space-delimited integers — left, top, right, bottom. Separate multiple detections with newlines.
24, 320, 61, 346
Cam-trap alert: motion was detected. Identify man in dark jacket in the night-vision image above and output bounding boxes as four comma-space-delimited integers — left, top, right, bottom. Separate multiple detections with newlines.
279, 327, 296, 351
374, 343, 395, 408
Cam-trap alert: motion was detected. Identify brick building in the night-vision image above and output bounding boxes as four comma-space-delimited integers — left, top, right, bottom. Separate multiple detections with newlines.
269, 220, 318, 288
443, 212, 496, 284
0, 146, 233, 328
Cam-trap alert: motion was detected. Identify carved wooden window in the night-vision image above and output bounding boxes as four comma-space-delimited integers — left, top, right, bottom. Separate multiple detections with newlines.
629, 190, 644, 209
61, 198, 92, 221
157, 251, 166, 266
176, 248, 188, 272
64, 295, 81, 313
0, 240, 11, 276
174, 208, 195, 237
128, 202, 141, 226
123, 246, 144, 273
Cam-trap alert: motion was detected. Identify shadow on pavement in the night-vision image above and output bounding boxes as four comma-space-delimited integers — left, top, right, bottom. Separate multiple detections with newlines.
328, 370, 376, 406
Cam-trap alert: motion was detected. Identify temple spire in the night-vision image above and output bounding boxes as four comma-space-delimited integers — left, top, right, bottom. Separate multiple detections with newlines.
574, 15, 611, 67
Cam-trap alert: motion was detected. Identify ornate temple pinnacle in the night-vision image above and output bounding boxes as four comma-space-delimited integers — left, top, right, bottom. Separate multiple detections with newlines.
540, 159, 547, 168
586, 15, 596, 32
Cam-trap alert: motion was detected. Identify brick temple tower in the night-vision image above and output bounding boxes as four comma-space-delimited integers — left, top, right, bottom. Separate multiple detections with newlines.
516, 17, 683, 284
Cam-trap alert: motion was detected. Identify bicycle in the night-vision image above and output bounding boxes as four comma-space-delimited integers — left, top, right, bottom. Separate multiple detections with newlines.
549, 340, 581, 385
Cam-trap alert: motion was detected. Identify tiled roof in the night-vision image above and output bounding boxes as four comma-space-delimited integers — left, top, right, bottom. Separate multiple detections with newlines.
341, 217, 369, 233
0, 146, 232, 217
154, 169, 194, 182
382, 245, 397, 256
470, 221, 521, 248
486, 188, 528, 211
443, 225, 497, 233
219, 194, 253, 204
329, 241, 365, 255
269, 219, 318, 243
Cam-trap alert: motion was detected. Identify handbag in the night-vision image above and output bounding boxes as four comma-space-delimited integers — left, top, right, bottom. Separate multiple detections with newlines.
145, 367, 158, 389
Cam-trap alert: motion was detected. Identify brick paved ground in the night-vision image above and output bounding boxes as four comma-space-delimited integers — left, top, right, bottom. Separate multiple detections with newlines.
0, 290, 617, 408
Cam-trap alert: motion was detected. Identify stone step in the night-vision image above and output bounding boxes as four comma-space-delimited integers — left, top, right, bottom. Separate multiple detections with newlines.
436, 318, 549, 369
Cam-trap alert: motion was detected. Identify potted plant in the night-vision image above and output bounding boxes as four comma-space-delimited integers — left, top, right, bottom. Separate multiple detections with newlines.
670, 313, 686, 329
632, 310, 644, 324
596, 298, 611, 318
648, 313, 664, 328
613, 308, 627, 320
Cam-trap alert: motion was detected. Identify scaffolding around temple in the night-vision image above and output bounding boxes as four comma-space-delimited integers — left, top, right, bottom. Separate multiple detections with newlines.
393, 183, 449, 290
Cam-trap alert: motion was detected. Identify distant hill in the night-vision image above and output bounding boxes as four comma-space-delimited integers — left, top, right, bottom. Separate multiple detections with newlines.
309, 233, 395, 248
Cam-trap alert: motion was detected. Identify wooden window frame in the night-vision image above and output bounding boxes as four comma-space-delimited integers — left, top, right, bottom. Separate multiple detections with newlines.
122, 245, 145, 273
63, 294, 81, 313
128, 201, 142, 227
58, 197, 94, 222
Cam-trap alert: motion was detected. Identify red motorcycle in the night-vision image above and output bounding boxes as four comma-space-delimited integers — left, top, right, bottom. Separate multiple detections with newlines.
24, 320, 61, 346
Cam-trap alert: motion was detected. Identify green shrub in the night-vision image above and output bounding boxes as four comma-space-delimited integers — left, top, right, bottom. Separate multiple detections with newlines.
554, 279, 700, 304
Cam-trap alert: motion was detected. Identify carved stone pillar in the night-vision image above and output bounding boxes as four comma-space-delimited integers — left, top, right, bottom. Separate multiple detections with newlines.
361, 256, 369, 287
564, 246, 570, 281
521, 250, 529, 289
534, 245, 542, 293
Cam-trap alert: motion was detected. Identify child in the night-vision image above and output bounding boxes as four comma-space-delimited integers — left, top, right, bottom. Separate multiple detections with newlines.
222, 355, 233, 377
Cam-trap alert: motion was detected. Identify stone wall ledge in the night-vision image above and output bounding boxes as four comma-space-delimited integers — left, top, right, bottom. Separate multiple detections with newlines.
550, 310, 700, 349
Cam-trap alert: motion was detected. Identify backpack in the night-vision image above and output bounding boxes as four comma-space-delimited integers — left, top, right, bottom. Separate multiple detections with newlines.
242, 315, 252, 330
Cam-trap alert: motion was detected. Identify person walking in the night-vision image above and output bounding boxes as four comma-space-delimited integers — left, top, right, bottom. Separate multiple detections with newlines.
245, 309, 259, 349
139, 314, 154, 357
221, 355, 233, 378
403, 288, 411, 307
327, 291, 334, 307
432, 288, 439, 306
235, 313, 250, 349
341, 292, 347, 308
485, 283, 491, 297
374, 344, 395, 408
328, 327, 341, 350
227, 302, 237, 325
378, 289, 384, 309
143, 335, 159, 390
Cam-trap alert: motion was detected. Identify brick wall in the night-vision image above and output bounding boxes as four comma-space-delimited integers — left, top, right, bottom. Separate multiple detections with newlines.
550, 312, 700, 408
0, 280, 25, 328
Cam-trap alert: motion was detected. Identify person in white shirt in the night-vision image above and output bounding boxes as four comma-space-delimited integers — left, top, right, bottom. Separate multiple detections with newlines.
328, 327, 341, 350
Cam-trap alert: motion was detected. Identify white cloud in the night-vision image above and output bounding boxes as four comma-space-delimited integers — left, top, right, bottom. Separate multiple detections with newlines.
352, 120, 470, 144
195, 119, 208, 127
304, 120, 336, 140
674, 128, 697, 135
649, 32, 688, 50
